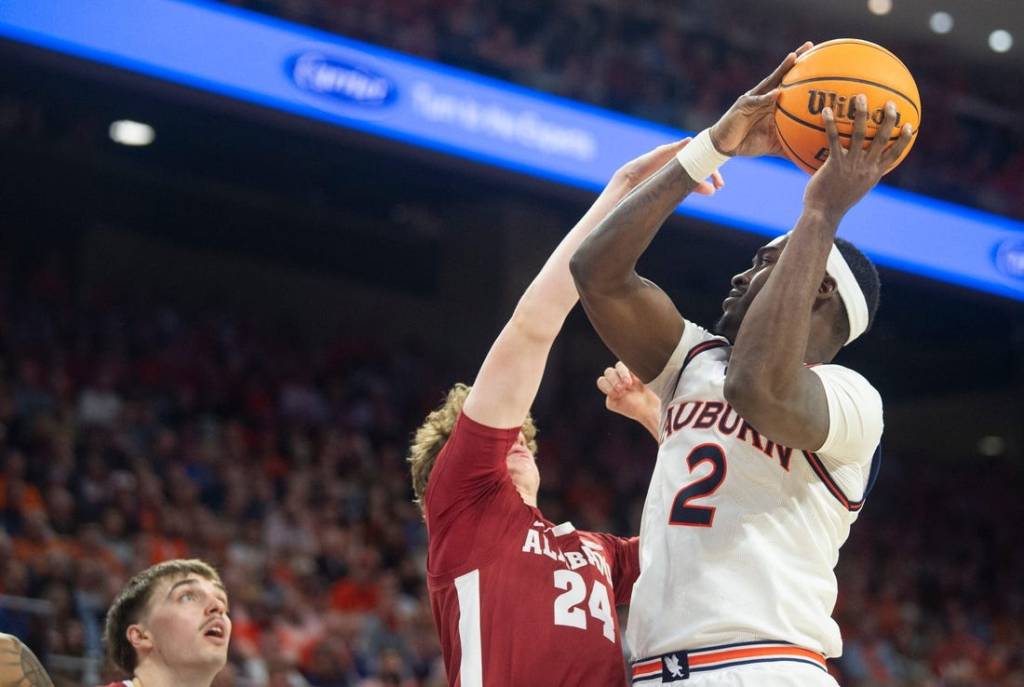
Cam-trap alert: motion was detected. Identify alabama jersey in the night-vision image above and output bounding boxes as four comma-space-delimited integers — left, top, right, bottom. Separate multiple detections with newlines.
626, 319, 882, 662
425, 412, 640, 687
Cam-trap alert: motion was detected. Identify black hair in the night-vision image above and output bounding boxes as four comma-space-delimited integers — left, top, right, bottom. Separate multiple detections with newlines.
833, 237, 881, 338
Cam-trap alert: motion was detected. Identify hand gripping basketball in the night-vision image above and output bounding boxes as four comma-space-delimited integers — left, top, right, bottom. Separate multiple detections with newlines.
803, 95, 914, 223
708, 42, 814, 158
774, 39, 921, 174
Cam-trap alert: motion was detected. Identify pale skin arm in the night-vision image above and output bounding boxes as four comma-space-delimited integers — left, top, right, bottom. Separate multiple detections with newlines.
724, 96, 913, 449
597, 362, 661, 441
463, 142, 723, 429
0, 634, 55, 687
571, 44, 814, 383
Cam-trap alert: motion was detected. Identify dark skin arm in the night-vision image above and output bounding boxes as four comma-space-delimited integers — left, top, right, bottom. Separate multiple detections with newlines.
571, 44, 813, 382
570, 163, 700, 382
724, 96, 914, 450
0, 633, 55, 687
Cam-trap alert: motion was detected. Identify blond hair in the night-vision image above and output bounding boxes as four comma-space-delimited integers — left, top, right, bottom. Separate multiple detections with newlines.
103, 559, 223, 674
408, 384, 537, 512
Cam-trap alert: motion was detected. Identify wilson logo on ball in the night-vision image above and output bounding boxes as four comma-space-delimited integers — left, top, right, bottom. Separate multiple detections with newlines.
806, 90, 902, 126
774, 39, 921, 175
288, 52, 397, 106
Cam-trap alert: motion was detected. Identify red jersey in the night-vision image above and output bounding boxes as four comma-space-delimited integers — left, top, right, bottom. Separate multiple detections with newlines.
425, 412, 639, 687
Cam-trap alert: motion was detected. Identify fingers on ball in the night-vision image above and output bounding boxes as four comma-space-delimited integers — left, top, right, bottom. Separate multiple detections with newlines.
870, 101, 898, 156
821, 107, 843, 157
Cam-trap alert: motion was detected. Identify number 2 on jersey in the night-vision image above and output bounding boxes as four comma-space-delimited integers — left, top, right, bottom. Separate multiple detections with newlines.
669, 443, 726, 527
552, 570, 614, 641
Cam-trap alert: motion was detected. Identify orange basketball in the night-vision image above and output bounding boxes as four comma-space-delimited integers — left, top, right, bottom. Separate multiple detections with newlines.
774, 39, 920, 175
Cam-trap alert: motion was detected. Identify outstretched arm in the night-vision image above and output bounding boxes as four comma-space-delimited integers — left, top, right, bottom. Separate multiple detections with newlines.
725, 96, 913, 450
571, 44, 813, 383
462, 141, 722, 429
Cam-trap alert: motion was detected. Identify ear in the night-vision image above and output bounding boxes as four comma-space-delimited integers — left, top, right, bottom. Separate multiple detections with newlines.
127, 623, 153, 653
817, 274, 838, 299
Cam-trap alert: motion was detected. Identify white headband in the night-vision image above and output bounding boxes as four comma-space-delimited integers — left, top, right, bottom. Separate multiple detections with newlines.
766, 233, 869, 345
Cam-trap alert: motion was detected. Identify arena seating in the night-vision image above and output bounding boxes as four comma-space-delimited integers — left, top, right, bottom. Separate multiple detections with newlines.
1, 251, 1021, 686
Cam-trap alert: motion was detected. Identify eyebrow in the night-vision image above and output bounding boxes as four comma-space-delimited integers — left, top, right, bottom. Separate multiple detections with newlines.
166, 578, 230, 604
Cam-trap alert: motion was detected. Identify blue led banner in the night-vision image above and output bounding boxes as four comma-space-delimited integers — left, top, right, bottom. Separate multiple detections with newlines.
1, 0, 1022, 301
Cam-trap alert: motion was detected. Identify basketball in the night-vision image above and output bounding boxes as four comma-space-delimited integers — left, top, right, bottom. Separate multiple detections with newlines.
775, 39, 921, 174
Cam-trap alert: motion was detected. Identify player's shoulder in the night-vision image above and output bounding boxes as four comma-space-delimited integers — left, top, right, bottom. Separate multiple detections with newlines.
448, 410, 520, 443
679, 319, 731, 367
431, 410, 517, 469
682, 318, 727, 348
649, 319, 729, 399
808, 362, 882, 404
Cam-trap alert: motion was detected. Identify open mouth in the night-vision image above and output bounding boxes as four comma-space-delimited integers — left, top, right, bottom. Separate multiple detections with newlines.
202, 621, 227, 640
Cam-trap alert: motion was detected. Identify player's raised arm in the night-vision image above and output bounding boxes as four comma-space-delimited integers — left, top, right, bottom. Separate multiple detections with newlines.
570, 43, 812, 383
724, 96, 913, 450
462, 141, 719, 429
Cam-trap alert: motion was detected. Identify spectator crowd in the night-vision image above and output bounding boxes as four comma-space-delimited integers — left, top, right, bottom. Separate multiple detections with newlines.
218, 0, 1024, 221
0, 242, 1021, 687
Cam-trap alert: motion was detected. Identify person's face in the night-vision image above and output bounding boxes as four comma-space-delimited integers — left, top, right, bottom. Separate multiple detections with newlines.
714, 239, 786, 342
130, 575, 231, 675
505, 432, 540, 503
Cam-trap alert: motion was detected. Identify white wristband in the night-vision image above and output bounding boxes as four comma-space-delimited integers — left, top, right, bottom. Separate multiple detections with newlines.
675, 129, 730, 184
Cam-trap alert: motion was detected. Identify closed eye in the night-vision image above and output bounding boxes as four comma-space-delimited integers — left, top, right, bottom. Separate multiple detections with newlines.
754, 248, 779, 268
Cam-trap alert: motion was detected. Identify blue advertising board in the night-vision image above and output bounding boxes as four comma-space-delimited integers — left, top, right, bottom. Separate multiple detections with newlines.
0, 0, 1022, 301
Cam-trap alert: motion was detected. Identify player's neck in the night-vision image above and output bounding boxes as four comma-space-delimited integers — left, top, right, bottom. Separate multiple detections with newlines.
515, 485, 538, 508
133, 661, 216, 687
803, 332, 840, 366
519, 492, 538, 508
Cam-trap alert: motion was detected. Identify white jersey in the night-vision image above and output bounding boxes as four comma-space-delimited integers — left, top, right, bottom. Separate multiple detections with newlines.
625, 319, 883, 661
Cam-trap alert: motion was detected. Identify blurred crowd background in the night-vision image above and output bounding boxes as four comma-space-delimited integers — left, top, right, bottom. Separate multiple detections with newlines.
0, 248, 1021, 687
220, 0, 1024, 220
1, 1, 1022, 687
